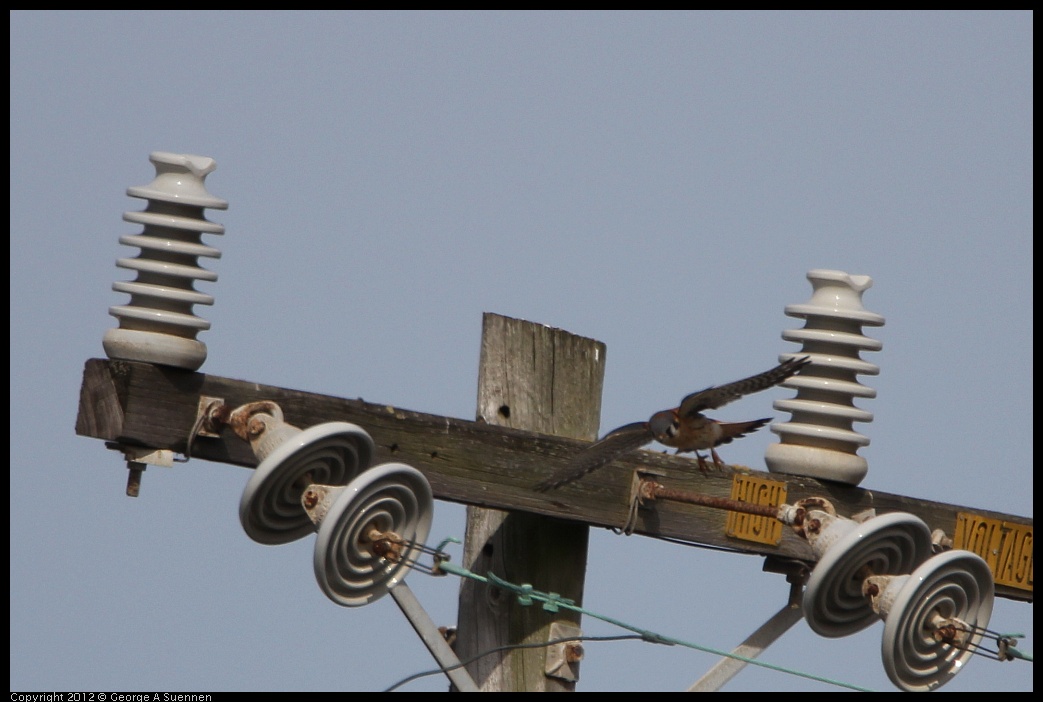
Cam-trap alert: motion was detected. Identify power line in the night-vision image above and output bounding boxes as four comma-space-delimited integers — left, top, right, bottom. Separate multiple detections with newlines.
426, 541, 876, 692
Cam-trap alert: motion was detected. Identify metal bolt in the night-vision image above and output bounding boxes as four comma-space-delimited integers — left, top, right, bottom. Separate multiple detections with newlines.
564, 641, 585, 663
126, 461, 146, 497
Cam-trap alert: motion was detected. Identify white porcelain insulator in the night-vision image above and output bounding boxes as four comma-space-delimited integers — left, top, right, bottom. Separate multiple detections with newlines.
314, 463, 435, 607
103, 151, 228, 370
802, 511, 933, 638
872, 550, 995, 692
765, 269, 884, 485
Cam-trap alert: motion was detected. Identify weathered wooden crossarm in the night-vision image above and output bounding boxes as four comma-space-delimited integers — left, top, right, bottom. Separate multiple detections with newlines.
75, 357, 1032, 602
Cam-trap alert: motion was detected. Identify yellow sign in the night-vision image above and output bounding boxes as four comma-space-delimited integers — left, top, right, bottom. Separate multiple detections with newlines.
954, 513, 1033, 592
726, 474, 787, 546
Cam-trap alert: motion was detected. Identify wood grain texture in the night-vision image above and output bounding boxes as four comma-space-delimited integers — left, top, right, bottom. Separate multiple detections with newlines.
455, 313, 605, 691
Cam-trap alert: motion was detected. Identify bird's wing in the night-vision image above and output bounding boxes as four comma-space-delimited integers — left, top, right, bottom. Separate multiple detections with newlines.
677, 356, 810, 417
533, 422, 653, 492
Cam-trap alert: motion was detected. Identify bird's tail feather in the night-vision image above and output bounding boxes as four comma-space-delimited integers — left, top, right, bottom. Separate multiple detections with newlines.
715, 418, 771, 446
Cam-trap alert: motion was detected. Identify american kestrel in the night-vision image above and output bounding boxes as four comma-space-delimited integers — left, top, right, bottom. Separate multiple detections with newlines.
534, 356, 810, 492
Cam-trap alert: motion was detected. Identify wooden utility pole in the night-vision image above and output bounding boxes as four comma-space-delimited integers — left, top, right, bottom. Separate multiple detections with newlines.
454, 313, 605, 691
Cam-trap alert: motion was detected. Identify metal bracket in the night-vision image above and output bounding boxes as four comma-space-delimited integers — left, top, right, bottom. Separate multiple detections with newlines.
119, 445, 175, 467
545, 621, 584, 682
620, 469, 666, 534
194, 395, 227, 437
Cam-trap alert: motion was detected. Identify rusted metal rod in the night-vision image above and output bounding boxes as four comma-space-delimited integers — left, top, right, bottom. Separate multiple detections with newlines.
639, 479, 782, 518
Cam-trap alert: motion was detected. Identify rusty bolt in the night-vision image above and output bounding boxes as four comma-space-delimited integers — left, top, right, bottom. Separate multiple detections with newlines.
373, 538, 403, 563
564, 641, 585, 663
126, 462, 145, 498
302, 489, 319, 509
932, 623, 959, 644
203, 401, 231, 433
247, 415, 266, 439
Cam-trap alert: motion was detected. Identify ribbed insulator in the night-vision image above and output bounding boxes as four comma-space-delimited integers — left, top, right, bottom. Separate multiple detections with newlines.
102, 151, 228, 370
765, 269, 884, 486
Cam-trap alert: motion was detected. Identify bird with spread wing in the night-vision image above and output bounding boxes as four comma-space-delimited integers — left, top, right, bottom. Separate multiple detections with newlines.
534, 356, 810, 492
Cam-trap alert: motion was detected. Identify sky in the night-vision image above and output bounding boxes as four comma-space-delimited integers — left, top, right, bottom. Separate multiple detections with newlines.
10, 10, 1032, 693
